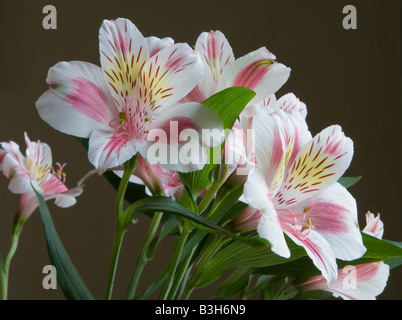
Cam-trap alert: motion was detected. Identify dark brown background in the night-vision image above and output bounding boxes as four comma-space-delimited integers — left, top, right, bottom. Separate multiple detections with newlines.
0, 0, 400, 300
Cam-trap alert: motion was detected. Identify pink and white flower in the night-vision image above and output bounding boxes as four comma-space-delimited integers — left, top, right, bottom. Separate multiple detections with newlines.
115, 155, 184, 199
36, 18, 223, 173
239, 100, 366, 283
181, 30, 291, 106
0, 133, 82, 221
223, 93, 308, 186
298, 212, 389, 299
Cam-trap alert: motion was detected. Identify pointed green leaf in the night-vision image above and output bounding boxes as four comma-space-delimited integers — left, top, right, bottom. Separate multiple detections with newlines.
212, 268, 251, 300
196, 236, 307, 288
118, 196, 267, 248
337, 176, 361, 189
251, 232, 402, 279
33, 186, 94, 300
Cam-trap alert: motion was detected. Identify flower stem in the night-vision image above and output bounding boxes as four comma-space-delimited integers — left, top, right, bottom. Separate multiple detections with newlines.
159, 221, 192, 300
197, 165, 228, 214
166, 245, 197, 299
115, 155, 138, 222
0, 218, 24, 300
126, 211, 163, 300
180, 235, 228, 300
104, 228, 125, 300
105, 156, 138, 300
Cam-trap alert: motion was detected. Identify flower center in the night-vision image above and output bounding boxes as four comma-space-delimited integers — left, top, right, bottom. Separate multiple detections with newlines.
112, 99, 153, 140
277, 198, 318, 239
28, 158, 51, 182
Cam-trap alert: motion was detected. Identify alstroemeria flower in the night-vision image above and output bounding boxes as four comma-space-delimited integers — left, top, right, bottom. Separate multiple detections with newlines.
115, 155, 184, 199
36, 18, 223, 172
298, 212, 389, 299
0, 133, 82, 221
240, 102, 366, 283
181, 30, 291, 106
222, 93, 308, 187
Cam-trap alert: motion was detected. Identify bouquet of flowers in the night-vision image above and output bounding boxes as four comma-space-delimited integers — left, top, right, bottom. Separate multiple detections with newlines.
0, 18, 401, 301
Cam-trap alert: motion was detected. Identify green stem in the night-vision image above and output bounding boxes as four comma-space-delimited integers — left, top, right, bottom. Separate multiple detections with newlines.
0, 218, 24, 300
126, 211, 163, 300
115, 156, 138, 223
166, 244, 197, 300
104, 228, 125, 300
159, 222, 192, 300
105, 156, 138, 300
197, 165, 227, 214
180, 235, 227, 300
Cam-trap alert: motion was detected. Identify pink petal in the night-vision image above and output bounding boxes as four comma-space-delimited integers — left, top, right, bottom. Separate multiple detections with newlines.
218, 47, 290, 104
291, 182, 366, 261
36, 61, 118, 138
363, 212, 384, 239
301, 262, 390, 300
88, 129, 144, 171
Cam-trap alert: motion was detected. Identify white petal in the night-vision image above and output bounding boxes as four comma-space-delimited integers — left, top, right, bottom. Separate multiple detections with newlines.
217, 47, 290, 104
99, 18, 149, 106
36, 61, 117, 138
258, 213, 290, 258
138, 43, 204, 112
287, 229, 338, 283
332, 262, 390, 300
88, 129, 144, 171
25, 136, 53, 172
292, 182, 366, 261
146, 36, 175, 57
275, 125, 354, 208
252, 108, 289, 194
277, 93, 308, 120
244, 168, 290, 258
195, 30, 235, 84
363, 212, 384, 239
50, 187, 83, 208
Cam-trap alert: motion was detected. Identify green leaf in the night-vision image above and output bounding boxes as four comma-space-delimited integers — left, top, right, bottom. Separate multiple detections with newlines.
0, 254, 4, 272
293, 290, 332, 300
360, 233, 402, 260
33, 186, 94, 300
384, 240, 402, 269
118, 196, 267, 248
212, 268, 251, 300
251, 232, 402, 279
179, 87, 255, 196
196, 236, 307, 288
337, 176, 361, 188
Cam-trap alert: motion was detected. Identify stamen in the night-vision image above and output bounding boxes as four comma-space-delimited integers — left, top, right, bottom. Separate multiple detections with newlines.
301, 218, 313, 232
52, 162, 68, 183
119, 110, 128, 124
